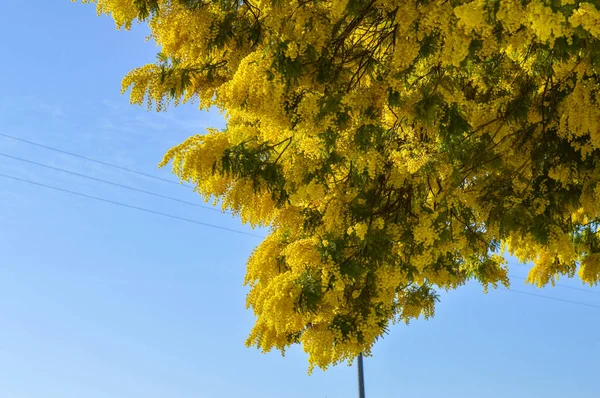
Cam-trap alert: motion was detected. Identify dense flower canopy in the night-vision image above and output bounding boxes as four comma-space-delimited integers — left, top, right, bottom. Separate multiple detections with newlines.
81, 0, 600, 370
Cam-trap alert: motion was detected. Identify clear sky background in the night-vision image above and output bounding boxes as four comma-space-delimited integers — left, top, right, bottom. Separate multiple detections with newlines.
1, 2, 599, 397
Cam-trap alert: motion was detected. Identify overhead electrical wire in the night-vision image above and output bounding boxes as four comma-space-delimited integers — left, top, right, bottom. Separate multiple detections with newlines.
506, 288, 600, 310
3, 134, 600, 309
0, 132, 192, 187
0, 172, 264, 239
0, 152, 221, 212
3, 174, 600, 309
509, 274, 600, 295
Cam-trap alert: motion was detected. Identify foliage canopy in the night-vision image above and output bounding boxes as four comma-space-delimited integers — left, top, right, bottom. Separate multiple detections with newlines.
81, 0, 600, 371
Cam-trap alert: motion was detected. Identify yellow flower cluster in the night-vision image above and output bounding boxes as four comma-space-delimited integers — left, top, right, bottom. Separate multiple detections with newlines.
81, 0, 600, 371
570, 3, 600, 38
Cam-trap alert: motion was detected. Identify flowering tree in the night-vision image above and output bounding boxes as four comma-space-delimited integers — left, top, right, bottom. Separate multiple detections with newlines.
81, 0, 600, 371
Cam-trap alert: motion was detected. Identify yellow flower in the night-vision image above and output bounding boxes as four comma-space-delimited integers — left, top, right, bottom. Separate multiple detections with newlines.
84, 0, 600, 372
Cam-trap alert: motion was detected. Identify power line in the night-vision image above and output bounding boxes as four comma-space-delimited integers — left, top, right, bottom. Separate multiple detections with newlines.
509, 274, 600, 295
0, 172, 264, 239
506, 288, 600, 310
0, 152, 221, 212
0, 132, 192, 187
3, 152, 599, 307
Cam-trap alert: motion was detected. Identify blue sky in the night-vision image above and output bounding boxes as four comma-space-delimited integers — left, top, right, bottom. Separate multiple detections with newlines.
1, 2, 600, 397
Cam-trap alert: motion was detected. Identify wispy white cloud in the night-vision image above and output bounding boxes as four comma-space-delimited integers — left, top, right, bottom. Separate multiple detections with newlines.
100, 99, 123, 110
0, 97, 228, 214
0, 189, 31, 208
0, 94, 67, 123
39, 103, 65, 119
